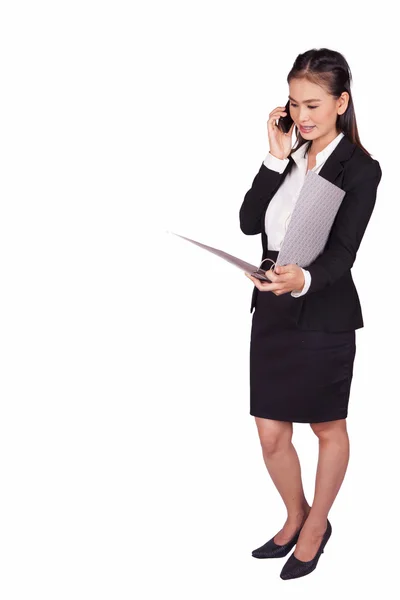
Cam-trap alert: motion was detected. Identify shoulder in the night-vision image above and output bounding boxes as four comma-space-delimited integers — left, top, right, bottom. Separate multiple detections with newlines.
343, 144, 382, 190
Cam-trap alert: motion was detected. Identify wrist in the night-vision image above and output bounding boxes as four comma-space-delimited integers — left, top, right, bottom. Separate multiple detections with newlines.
294, 271, 305, 292
269, 150, 288, 161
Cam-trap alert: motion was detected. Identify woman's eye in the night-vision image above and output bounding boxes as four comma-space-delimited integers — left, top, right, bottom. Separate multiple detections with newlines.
289, 103, 317, 109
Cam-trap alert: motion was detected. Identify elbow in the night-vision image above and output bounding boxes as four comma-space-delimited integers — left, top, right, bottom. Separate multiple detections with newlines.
239, 215, 261, 235
239, 203, 262, 235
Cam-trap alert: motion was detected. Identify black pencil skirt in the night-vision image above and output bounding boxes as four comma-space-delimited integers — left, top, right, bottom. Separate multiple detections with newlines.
249, 251, 356, 423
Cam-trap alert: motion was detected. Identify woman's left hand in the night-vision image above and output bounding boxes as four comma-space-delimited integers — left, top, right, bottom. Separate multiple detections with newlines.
244, 264, 305, 296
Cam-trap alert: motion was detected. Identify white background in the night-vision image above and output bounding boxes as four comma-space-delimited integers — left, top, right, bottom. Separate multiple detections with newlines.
0, 1, 397, 598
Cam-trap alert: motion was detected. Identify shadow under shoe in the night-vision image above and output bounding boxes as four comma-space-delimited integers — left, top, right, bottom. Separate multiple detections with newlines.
252, 526, 303, 559
280, 519, 332, 579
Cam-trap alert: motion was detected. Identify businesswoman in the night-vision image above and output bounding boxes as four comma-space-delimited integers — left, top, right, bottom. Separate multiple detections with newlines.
239, 48, 382, 580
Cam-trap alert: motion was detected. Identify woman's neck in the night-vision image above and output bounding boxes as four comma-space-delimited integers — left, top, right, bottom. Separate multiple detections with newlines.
308, 129, 341, 156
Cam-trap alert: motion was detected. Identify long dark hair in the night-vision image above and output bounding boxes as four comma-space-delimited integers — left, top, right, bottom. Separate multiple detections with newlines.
287, 48, 372, 157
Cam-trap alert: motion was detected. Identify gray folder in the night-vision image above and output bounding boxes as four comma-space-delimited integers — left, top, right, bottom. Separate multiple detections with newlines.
168, 170, 346, 282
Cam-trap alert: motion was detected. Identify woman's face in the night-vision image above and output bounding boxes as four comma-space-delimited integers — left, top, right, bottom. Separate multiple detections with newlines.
288, 78, 348, 141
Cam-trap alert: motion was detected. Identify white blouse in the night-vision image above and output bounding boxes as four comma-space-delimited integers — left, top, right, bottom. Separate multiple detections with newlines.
263, 131, 345, 297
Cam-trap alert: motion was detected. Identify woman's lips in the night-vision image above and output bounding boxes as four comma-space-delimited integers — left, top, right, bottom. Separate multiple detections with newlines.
299, 125, 315, 133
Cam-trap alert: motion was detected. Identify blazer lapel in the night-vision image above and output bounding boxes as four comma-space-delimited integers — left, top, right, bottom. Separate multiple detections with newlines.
317, 134, 356, 185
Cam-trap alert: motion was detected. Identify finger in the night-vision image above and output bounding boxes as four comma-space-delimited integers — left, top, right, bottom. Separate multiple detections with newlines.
264, 269, 279, 282
256, 281, 284, 292
268, 110, 287, 125
265, 268, 289, 282
271, 273, 290, 283
245, 272, 288, 293
274, 264, 292, 274
273, 283, 293, 294
269, 107, 288, 117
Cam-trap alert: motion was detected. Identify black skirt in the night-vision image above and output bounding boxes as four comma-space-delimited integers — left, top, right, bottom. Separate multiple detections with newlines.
249, 251, 356, 423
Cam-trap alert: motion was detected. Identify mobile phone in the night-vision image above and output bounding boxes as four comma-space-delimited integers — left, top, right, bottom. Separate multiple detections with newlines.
277, 100, 293, 134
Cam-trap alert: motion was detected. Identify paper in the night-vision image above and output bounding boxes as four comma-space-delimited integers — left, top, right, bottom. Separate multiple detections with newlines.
167, 231, 274, 282
168, 170, 346, 280
275, 170, 346, 267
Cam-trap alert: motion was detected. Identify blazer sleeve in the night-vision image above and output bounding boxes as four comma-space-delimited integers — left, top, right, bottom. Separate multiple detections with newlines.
306, 159, 382, 294
239, 162, 287, 235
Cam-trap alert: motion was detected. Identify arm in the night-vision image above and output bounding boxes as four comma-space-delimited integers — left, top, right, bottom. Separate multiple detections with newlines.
239, 153, 290, 235
305, 159, 382, 295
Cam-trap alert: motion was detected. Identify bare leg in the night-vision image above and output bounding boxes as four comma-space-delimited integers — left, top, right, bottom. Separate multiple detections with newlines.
294, 418, 350, 561
254, 417, 311, 544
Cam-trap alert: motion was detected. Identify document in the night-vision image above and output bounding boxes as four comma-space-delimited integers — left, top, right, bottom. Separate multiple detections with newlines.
168, 170, 346, 282
276, 170, 346, 267
168, 230, 274, 282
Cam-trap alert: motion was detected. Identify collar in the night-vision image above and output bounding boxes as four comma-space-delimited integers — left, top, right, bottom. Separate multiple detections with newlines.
291, 131, 345, 169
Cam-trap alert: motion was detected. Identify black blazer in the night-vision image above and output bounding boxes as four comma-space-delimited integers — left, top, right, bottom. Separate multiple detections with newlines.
239, 134, 382, 332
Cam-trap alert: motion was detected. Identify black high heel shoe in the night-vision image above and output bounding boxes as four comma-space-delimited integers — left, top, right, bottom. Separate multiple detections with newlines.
252, 523, 305, 559
280, 519, 332, 579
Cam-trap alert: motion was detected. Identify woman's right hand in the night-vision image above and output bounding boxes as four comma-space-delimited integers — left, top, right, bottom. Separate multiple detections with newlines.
267, 106, 295, 160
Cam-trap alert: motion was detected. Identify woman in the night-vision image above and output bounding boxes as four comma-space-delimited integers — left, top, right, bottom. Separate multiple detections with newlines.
239, 48, 382, 580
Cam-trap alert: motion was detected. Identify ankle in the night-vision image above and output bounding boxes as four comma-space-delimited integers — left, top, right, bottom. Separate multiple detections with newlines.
301, 513, 328, 533
287, 506, 311, 523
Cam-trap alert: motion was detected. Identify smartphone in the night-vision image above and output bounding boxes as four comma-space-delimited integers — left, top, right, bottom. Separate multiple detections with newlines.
277, 100, 293, 134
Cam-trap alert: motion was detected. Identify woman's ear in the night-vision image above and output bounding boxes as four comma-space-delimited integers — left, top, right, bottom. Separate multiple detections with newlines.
338, 92, 349, 115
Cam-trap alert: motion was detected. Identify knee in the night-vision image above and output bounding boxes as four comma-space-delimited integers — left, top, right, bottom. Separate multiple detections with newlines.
310, 420, 348, 442
257, 421, 293, 456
